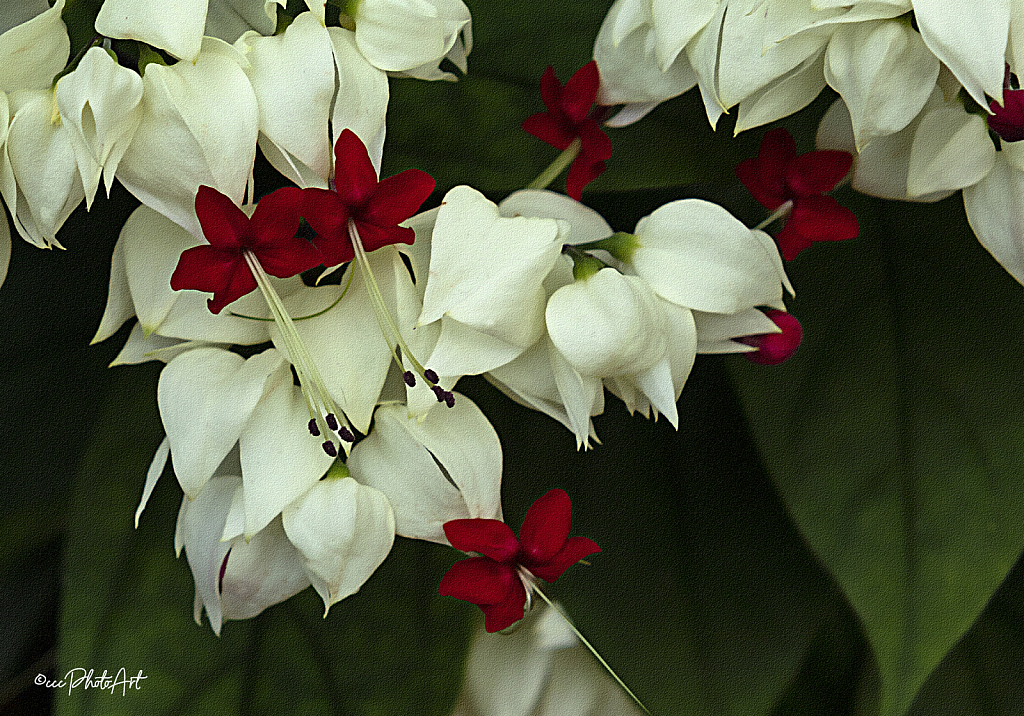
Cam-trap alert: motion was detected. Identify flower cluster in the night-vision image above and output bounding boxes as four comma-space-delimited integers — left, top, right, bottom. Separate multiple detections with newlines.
592, 0, 1024, 287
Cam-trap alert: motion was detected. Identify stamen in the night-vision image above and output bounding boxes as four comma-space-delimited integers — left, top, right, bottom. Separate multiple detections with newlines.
243, 249, 356, 455
346, 219, 454, 406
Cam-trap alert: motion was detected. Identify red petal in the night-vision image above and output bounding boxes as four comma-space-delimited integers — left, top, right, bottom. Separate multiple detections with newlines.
775, 222, 814, 261
207, 259, 257, 314
300, 188, 353, 267
566, 157, 606, 201
538, 65, 562, 115
481, 579, 527, 632
332, 129, 379, 209
565, 121, 612, 199
786, 150, 853, 196
170, 245, 239, 294
759, 128, 798, 169
195, 185, 252, 249
522, 112, 576, 150
562, 61, 600, 125
787, 196, 859, 244
353, 221, 415, 253
443, 519, 520, 562
439, 557, 518, 606
989, 89, 1024, 141
362, 168, 435, 227
518, 489, 572, 564
527, 536, 600, 583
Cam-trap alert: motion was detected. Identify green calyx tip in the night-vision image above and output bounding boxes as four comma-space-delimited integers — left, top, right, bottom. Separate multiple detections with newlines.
576, 232, 639, 263
324, 460, 352, 480
571, 252, 605, 281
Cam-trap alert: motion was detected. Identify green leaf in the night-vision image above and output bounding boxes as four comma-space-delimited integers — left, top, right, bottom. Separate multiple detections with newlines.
728, 193, 1024, 716
54, 367, 473, 716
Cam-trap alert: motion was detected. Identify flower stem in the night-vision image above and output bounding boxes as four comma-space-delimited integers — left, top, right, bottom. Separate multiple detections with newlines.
531, 585, 653, 715
753, 200, 794, 231
528, 137, 582, 191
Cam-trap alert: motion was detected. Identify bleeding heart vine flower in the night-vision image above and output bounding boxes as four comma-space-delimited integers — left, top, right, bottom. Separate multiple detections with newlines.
522, 61, 612, 200
301, 128, 453, 403
171, 185, 357, 456
736, 128, 858, 260
439, 488, 600, 633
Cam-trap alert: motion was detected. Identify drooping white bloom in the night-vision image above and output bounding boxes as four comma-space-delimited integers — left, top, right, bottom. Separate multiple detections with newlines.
96, 0, 284, 63
55, 47, 144, 208
416, 185, 568, 382
451, 603, 645, 716
345, 0, 472, 78
176, 466, 394, 633
114, 37, 259, 237
349, 394, 503, 544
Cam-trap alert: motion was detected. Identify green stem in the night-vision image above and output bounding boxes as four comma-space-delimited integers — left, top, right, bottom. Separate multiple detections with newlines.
528, 137, 582, 191
531, 585, 653, 715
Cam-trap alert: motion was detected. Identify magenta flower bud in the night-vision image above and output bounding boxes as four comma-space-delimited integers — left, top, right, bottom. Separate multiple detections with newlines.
736, 309, 803, 365
988, 89, 1024, 142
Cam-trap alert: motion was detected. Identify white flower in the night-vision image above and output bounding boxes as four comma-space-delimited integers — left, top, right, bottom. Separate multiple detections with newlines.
114, 37, 259, 237
55, 47, 144, 209
349, 394, 503, 544
451, 603, 644, 716
345, 0, 472, 77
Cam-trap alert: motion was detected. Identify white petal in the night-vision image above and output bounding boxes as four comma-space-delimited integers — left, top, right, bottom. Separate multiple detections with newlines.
824, 20, 938, 150
206, 0, 279, 43
239, 374, 335, 537
0, 0, 68, 92
159, 347, 286, 499
419, 185, 564, 347
220, 516, 311, 623
329, 28, 390, 172
96, 0, 208, 62
549, 339, 604, 450
135, 437, 170, 527
632, 199, 784, 313
239, 12, 335, 187
912, 0, 1008, 108
652, 0, 719, 70
282, 477, 395, 614
177, 474, 240, 634
351, 0, 470, 73
498, 190, 613, 245
907, 106, 995, 197
963, 154, 1024, 286
350, 395, 502, 543
736, 49, 826, 134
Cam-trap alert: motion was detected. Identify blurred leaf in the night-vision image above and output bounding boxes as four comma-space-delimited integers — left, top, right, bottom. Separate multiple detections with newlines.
54, 367, 473, 716
728, 193, 1024, 716
382, 1, 758, 195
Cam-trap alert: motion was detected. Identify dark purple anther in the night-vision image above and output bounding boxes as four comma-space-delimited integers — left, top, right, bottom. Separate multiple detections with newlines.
432, 384, 446, 402
308, 418, 320, 436
444, 391, 455, 408
326, 413, 339, 431
424, 369, 439, 384
323, 440, 338, 457
403, 371, 416, 387
337, 425, 355, 442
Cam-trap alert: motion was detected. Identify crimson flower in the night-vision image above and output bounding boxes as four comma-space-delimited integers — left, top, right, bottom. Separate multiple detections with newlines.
735, 128, 858, 261
439, 489, 600, 633
171, 186, 323, 314
522, 61, 613, 201
736, 309, 803, 365
300, 129, 435, 267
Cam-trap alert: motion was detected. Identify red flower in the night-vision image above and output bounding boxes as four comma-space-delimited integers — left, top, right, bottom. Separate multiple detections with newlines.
439, 489, 600, 633
171, 186, 323, 314
300, 129, 435, 267
736, 309, 803, 365
522, 61, 613, 201
736, 128, 858, 260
